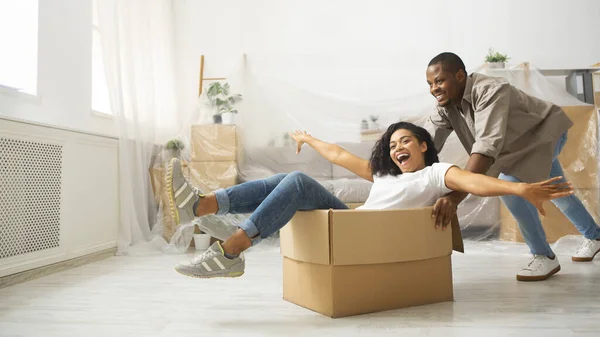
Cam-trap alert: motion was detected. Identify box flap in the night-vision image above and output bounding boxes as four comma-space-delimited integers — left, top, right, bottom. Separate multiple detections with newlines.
280, 210, 331, 265
330, 207, 452, 266
450, 215, 464, 253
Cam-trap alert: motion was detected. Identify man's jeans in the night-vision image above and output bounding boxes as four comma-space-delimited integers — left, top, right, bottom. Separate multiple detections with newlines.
499, 132, 600, 256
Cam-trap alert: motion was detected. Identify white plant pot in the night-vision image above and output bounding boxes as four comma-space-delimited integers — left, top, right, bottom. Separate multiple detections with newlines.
487, 62, 505, 69
193, 233, 211, 250
221, 112, 236, 125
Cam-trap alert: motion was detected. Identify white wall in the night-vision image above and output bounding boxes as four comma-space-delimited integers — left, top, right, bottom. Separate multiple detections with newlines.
2, 0, 597, 136
0, 0, 116, 138
174, 0, 600, 114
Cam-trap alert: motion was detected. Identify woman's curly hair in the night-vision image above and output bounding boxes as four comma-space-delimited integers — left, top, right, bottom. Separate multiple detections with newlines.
369, 122, 439, 177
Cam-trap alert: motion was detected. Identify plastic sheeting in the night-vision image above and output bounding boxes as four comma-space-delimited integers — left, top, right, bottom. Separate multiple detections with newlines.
151, 55, 598, 252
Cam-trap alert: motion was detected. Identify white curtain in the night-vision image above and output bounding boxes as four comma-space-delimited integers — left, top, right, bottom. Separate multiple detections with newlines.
96, 0, 182, 254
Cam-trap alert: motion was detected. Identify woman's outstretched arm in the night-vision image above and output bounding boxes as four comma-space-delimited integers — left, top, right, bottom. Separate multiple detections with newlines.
289, 130, 373, 182
444, 166, 573, 216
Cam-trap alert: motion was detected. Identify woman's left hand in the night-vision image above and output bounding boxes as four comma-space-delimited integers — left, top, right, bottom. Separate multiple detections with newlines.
288, 130, 312, 154
519, 176, 573, 216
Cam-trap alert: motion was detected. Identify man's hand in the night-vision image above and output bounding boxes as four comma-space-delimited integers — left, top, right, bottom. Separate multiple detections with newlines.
288, 130, 312, 154
432, 196, 459, 229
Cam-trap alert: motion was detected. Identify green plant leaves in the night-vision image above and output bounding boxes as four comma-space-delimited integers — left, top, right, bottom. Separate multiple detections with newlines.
485, 48, 509, 63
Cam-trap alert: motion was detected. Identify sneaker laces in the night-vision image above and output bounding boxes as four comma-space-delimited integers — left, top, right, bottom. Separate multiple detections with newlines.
576, 238, 595, 255
188, 181, 205, 198
524, 255, 546, 271
191, 186, 203, 197
191, 246, 218, 265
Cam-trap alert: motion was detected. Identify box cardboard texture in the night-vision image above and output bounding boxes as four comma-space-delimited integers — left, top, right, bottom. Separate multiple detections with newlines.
191, 125, 238, 162
558, 106, 598, 189
280, 207, 462, 318
189, 161, 238, 192
500, 189, 599, 243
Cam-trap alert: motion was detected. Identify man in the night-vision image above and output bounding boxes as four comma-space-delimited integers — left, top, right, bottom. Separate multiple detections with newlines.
424, 52, 600, 281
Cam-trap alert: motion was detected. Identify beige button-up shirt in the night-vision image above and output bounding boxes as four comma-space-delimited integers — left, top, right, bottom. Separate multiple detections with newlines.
425, 73, 573, 183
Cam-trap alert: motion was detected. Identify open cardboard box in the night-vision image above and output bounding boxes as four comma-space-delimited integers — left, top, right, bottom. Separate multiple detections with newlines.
280, 207, 463, 318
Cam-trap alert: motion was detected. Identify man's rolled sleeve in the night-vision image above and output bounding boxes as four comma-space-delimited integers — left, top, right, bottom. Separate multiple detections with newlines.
471, 140, 500, 159
472, 83, 510, 161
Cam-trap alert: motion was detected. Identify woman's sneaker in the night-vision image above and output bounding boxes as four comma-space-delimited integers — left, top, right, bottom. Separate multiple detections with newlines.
572, 238, 600, 262
166, 158, 203, 225
175, 241, 245, 278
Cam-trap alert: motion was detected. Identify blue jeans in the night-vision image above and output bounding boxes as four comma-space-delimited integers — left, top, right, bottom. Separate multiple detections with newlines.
213, 172, 348, 245
499, 132, 600, 256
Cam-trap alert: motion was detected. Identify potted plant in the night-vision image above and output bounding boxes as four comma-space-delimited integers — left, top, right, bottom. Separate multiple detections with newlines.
485, 48, 510, 69
165, 138, 185, 158
205, 82, 243, 124
361, 119, 369, 131
369, 115, 380, 130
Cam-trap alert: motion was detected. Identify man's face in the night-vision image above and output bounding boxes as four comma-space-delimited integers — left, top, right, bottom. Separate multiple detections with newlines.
426, 63, 465, 107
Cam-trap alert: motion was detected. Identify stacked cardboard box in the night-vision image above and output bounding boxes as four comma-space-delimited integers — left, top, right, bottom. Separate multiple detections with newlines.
189, 125, 240, 244
147, 125, 240, 243
280, 208, 463, 318
189, 125, 239, 191
499, 105, 599, 243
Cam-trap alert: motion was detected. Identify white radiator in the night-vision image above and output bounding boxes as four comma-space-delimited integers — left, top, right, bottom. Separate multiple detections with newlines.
0, 117, 119, 277
0, 137, 62, 259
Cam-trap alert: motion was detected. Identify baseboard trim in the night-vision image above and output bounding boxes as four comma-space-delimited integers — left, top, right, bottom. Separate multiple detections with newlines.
0, 247, 117, 289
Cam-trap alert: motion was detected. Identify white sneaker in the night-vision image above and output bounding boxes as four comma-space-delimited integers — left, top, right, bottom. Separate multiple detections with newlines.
572, 238, 600, 262
516, 255, 561, 282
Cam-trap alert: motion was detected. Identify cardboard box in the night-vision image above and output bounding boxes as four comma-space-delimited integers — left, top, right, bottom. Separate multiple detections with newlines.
189, 161, 238, 191
559, 106, 598, 188
280, 207, 462, 318
499, 189, 599, 243
191, 125, 238, 162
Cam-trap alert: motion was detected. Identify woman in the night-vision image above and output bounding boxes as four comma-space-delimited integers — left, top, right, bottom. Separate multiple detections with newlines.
168, 122, 572, 278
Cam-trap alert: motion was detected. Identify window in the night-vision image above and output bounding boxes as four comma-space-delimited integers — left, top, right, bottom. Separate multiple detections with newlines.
0, 0, 38, 95
92, 0, 112, 114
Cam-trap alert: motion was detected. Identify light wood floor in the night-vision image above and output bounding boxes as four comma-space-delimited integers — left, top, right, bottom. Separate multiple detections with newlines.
1, 238, 599, 337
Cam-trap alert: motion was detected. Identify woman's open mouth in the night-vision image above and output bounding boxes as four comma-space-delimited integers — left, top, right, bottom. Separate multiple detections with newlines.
396, 153, 410, 166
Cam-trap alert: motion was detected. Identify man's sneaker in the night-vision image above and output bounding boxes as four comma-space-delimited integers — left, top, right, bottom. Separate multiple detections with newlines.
166, 158, 203, 225
572, 238, 600, 262
516, 255, 561, 281
175, 241, 245, 278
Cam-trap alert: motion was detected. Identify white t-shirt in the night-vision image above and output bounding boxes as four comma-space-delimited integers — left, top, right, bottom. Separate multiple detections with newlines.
357, 163, 455, 210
